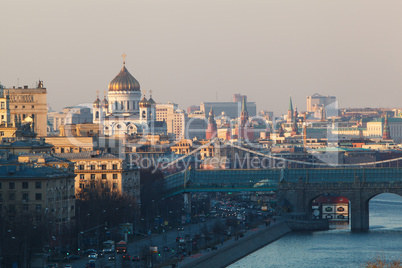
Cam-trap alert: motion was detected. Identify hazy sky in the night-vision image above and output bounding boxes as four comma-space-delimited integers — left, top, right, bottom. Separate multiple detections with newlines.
1, 0, 402, 116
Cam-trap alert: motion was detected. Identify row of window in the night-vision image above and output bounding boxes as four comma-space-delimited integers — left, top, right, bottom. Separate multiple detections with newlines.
79, 182, 119, 189
77, 164, 118, 170
13, 105, 35, 109
79, 174, 119, 180
0, 181, 42, 190
0, 192, 43, 202
0, 204, 74, 214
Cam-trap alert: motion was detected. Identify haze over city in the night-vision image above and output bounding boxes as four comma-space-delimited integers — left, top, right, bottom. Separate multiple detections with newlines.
2, 0, 402, 115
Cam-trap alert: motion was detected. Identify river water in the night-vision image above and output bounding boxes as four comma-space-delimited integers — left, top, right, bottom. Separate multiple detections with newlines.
231, 193, 402, 268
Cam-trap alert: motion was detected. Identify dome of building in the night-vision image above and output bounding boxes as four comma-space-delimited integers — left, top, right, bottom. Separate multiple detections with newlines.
139, 96, 150, 108
148, 95, 156, 105
108, 64, 140, 92
102, 97, 108, 108
93, 97, 101, 108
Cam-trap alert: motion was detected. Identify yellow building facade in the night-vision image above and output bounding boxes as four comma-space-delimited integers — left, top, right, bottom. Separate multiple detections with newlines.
4, 81, 47, 136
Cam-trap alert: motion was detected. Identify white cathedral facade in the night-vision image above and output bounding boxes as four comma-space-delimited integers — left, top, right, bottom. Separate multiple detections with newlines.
93, 59, 166, 136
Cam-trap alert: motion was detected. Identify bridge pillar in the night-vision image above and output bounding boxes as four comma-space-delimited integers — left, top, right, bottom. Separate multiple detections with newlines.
350, 191, 369, 231
184, 193, 191, 216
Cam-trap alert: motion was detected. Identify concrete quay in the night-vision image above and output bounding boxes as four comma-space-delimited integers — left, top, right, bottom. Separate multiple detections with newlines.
179, 221, 291, 268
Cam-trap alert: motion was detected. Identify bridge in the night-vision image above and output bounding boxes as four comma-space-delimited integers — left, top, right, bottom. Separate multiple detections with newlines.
164, 167, 402, 230
159, 140, 402, 230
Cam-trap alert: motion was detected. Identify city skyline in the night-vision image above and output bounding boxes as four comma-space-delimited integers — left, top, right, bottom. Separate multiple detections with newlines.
2, 1, 402, 115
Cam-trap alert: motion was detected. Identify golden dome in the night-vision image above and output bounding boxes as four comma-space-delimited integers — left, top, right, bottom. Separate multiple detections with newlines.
108, 64, 140, 92
139, 96, 150, 108
102, 97, 108, 108
93, 97, 101, 108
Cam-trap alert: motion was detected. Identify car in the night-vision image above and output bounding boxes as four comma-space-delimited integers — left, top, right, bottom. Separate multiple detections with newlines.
108, 255, 116, 261
132, 255, 141, 262
176, 236, 182, 242
177, 226, 184, 231
85, 249, 97, 255
64, 265, 72, 268
88, 253, 98, 259
47, 264, 57, 268
66, 254, 80, 260
122, 253, 131, 261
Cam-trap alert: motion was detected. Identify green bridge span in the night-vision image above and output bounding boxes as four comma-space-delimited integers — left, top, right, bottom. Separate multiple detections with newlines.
164, 167, 402, 197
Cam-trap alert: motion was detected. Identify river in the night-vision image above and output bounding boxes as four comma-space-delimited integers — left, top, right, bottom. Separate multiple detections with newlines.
231, 193, 402, 268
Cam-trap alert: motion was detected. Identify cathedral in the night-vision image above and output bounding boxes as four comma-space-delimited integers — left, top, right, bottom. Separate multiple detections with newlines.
93, 56, 165, 136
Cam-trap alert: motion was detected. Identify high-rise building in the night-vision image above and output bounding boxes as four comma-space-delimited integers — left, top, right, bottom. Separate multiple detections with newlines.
233, 93, 246, 103
4, 81, 47, 136
307, 93, 336, 112
52, 106, 93, 133
200, 100, 256, 119
155, 103, 188, 140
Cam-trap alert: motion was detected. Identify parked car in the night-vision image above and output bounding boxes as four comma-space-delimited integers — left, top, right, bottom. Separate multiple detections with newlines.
88, 253, 98, 259
177, 226, 184, 231
108, 255, 116, 261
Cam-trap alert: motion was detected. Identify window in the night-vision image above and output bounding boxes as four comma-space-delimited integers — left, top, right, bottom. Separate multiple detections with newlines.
113, 183, 118, 189
9, 182, 15, 189
113, 174, 118, 179
23, 204, 29, 211
35, 182, 42, 189
90, 165, 95, 170
32, 105, 35, 108
91, 174, 95, 180
22, 182, 29, 189
79, 183, 85, 189
90, 183, 95, 188
102, 174, 107, 180
9, 193, 15, 201
80, 174, 85, 180
22, 193, 29, 201
36, 204, 42, 211
101, 165, 107, 170
9, 205, 15, 213
0, 193, 2, 202
112, 164, 117, 170
0, 182, 2, 189
35, 193, 42, 201
36, 215, 42, 222
79, 165, 85, 170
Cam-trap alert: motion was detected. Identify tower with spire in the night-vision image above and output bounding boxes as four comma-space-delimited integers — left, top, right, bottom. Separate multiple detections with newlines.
287, 97, 294, 123
382, 114, 391, 140
236, 96, 254, 140
92, 90, 101, 123
291, 107, 299, 136
206, 108, 218, 140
